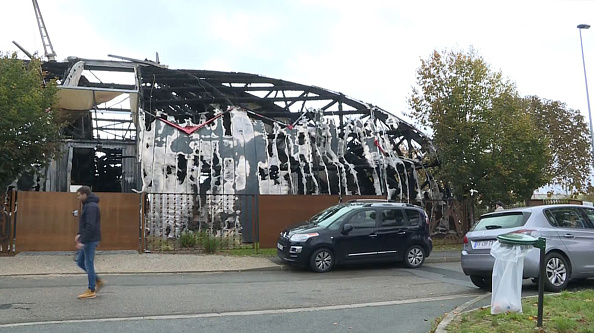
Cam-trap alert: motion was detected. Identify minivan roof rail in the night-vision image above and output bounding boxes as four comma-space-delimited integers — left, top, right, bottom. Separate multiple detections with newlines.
363, 202, 419, 207
346, 199, 394, 203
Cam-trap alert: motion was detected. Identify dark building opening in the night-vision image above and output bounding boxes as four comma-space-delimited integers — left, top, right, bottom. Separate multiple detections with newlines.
71, 147, 123, 192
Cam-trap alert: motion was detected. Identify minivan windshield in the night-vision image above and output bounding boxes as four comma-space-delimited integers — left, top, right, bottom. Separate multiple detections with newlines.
309, 205, 356, 228
472, 212, 528, 231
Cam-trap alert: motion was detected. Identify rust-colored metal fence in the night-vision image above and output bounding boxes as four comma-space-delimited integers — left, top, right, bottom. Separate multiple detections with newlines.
13, 191, 141, 252
258, 195, 383, 248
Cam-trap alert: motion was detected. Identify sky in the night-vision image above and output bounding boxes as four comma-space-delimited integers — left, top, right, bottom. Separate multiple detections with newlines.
2, 0, 594, 130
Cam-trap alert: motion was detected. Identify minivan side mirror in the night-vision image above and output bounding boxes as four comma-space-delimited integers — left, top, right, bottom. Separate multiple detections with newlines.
342, 224, 353, 234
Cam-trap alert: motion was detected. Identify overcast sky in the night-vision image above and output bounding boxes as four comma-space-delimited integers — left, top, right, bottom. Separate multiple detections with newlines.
2, 0, 594, 129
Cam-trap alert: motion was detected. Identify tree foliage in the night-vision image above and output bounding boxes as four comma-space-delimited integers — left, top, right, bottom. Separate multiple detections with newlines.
525, 96, 592, 192
408, 49, 551, 205
0, 53, 63, 189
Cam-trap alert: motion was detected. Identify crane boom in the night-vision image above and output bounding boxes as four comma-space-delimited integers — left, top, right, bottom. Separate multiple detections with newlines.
32, 0, 56, 61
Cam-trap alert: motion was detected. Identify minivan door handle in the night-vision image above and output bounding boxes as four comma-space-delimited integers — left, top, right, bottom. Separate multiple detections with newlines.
396, 231, 406, 235
563, 234, 575, 239
369, 234, 377, 238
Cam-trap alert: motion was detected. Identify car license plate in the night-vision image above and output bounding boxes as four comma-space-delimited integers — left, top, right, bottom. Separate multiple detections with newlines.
277, 243, 284, 250
471, 240, 496, 249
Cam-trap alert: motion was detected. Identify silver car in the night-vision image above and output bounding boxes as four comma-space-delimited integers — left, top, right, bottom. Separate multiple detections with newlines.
461, 204, 594, 292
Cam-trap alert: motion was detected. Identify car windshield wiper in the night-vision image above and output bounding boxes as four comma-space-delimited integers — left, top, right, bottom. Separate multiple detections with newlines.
485, 225, 503, 230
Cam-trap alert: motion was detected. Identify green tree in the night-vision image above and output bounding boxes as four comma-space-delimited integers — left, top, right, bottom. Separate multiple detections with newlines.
0, 53, 62, 189
408, 49, 551, 205
525, 96, 592, 193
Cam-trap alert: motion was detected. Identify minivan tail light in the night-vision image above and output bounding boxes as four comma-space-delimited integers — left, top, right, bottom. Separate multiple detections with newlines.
463, 235, 468, 244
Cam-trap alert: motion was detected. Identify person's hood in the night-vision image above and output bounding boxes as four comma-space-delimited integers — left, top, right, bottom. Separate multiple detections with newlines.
85, 193, 100, 204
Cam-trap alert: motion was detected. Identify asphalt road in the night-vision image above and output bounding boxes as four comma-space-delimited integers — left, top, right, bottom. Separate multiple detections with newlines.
0, 262, 487, 333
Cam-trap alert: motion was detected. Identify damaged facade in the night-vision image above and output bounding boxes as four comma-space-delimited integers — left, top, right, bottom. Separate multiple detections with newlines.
137, 67, 440, 199
31, 58, 458, 245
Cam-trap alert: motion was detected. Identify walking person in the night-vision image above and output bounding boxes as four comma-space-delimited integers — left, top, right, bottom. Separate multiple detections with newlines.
74, 186, 104, 299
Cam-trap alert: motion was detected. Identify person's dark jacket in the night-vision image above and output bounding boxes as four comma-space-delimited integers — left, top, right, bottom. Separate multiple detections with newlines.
78, 193, 101, 243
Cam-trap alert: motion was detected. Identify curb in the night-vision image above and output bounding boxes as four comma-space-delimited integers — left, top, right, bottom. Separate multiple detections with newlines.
425, 257, 460, 264
0, 261, 290, 277
0, 254, 460, 277
0, 266, 288, 277
435, 293, 491, 332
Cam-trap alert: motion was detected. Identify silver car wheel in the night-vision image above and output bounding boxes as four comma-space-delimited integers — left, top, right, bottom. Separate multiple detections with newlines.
408, 248, 423, 266
546, 257, 567, 287
315, 250, 332, 271
404, 246, 425, 268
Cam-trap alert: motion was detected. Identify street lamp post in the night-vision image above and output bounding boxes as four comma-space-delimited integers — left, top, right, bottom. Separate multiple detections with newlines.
578, 24, 594, 157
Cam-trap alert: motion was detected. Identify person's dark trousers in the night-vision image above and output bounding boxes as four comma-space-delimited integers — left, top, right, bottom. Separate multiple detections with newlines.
76, 241, 100, 291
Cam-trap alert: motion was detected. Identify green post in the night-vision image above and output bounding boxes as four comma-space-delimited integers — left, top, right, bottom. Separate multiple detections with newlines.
534, 237, 546, 328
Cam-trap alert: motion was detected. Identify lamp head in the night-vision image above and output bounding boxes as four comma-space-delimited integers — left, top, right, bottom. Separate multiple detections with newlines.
578, 24, 591, 29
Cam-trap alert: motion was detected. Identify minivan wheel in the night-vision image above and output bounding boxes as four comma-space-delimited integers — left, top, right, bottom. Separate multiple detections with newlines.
544, 252, 570, 292
470, 275, 492, 290
309, 248, 334, 273
403, 245, 425, 268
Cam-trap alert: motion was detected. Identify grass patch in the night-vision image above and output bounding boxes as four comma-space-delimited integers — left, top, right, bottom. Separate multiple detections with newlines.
432, 238, 462, 251
447, 290, 594, 333
433, 243, 462, 251
220, 247, 277, 257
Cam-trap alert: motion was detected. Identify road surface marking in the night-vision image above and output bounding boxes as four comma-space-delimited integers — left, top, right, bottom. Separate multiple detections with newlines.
0, 293, 480, 328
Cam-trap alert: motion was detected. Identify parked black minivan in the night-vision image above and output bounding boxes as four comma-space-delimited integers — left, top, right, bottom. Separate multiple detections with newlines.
277, 200, 432, 272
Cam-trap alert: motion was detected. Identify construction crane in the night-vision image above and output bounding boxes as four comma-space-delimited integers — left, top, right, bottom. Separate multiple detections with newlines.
31, 0, 56, 61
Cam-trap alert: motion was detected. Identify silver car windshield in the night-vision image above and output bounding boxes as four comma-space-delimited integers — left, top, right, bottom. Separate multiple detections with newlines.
472, 212, 527, 231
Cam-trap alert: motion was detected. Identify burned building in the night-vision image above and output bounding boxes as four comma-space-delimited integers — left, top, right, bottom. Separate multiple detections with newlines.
41, 58, 441, 196
31, 57, 457, 246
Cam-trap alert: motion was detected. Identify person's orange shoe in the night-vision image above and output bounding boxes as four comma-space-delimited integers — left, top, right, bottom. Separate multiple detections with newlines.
95, 279, 105, 293
77, 289, 96, 299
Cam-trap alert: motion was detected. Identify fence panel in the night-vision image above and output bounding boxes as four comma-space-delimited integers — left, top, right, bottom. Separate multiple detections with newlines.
14, 191, 140, 252
96, 193, 142, 250
144, 193, 256, 252
15, 192, 79, 251
258, 195, 340, 248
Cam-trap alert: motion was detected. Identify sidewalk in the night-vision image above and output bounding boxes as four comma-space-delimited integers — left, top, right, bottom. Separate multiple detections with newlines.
0, 250, 460, 276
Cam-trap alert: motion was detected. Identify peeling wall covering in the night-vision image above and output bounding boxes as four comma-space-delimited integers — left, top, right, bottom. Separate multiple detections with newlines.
139, 106, 438, 241
140, 107, 427, 198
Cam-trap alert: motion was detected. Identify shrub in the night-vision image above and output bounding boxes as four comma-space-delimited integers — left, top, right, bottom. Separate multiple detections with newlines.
160, 243, 174, 251
202, 234, 220, 254
195, 231, 208, 246
179, 230, 197, 248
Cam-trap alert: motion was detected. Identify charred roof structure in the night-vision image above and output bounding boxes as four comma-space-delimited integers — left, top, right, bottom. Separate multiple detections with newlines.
38, 57, 443, 202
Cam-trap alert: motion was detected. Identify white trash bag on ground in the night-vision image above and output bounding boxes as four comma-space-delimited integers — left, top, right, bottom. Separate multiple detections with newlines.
490, 241, 533, 314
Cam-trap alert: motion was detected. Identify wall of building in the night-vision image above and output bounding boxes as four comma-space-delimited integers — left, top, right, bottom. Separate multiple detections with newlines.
138, 107, 430, 240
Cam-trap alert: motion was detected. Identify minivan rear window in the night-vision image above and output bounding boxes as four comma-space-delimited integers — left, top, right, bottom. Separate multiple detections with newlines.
472, 212, 528, 231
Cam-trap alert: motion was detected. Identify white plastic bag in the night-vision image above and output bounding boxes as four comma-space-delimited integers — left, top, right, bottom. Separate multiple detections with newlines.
489, 241, 533, 314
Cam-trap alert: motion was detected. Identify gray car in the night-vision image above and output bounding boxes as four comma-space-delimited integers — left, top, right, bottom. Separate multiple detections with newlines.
461, 204, 594, 292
